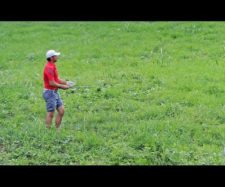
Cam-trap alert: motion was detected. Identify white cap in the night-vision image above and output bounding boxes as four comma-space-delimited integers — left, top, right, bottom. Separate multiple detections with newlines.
46, 50, 61, 59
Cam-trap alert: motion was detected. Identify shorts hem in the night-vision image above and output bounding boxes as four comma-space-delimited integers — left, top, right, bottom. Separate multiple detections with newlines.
47, 110, 55, 112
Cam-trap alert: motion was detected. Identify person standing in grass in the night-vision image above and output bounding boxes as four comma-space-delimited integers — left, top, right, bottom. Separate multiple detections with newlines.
42, 50, 69, 130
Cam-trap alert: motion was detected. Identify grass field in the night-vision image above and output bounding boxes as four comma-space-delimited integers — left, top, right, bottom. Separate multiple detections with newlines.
1, 22, 225, 165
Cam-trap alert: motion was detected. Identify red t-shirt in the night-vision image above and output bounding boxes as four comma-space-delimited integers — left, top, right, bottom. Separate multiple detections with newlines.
43, 61, 60, 90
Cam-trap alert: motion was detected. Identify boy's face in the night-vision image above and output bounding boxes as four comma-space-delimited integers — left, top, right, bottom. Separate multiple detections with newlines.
52, 55, 58, 63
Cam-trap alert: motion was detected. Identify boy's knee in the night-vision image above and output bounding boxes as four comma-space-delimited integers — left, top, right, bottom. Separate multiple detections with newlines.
59, 109, 64, 117
48, 112, 54, 118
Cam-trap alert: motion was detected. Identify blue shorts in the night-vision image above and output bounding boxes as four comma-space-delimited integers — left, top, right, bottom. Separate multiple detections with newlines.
42, 90, 63, 112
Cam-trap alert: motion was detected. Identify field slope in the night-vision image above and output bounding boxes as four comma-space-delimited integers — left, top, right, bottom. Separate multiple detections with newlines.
1, 22, 225, 164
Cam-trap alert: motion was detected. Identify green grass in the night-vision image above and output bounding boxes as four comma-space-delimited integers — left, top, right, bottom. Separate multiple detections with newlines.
1, 21, 225, 165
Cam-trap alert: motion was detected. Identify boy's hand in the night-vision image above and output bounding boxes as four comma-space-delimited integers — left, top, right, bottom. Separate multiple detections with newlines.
61, 84, 70, 90
66, 81, 75, 88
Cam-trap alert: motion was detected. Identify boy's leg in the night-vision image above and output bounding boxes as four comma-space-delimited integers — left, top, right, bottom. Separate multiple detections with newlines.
55, 105, 64, 128
55, 92, 64, 129
43, 90, 56, 128
46, 112, 54, 128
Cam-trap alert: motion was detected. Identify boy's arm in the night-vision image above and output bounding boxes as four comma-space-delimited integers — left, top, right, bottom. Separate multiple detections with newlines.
58, 78, 67, 85
46, 67, 69, 89
49, 80, 69, 90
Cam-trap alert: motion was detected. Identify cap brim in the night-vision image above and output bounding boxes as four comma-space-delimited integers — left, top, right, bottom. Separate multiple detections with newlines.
55, 52, 60, 56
